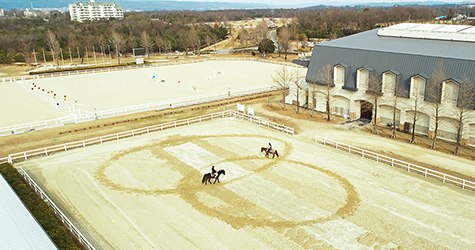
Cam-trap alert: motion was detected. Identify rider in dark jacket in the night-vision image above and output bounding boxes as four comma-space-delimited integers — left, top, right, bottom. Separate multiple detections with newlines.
211, 165, 217, 178
267, 143, 272, 154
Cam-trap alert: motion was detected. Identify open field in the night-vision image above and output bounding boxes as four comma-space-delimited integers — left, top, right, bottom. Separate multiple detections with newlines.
18, 118, 475, 249
0, 60, 304, 128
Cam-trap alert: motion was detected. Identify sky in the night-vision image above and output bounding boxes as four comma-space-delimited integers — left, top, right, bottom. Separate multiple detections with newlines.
1, 0, 470, 10
181, 0, 466, 3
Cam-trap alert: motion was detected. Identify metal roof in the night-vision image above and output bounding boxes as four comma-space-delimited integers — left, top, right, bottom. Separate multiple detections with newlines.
377, 23, 475, 42
0, 175, 57, 250
316, 28, 475, 60
306, 27, 475, 95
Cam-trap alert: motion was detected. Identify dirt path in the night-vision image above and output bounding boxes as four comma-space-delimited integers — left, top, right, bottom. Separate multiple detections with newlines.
0, 91, 279, 157
249, 101, 475, 180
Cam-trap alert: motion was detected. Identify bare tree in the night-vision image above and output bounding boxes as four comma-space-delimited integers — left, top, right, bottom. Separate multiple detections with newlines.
409, 79, 426, 144
18, 35, 34, 65
205, 35, 214, 51
238, 28, 252, 47
256, 20, 269, 42
453, 76, 475, 155
155, 34, 164, 54
110, 31, 125, 65
188, 27, 201, 55
291, 71, 306, 114
140, 31, 154, 58
271, 66, 293, 109
278, 26, 291, 60
45, 30, 60, 65
366, 73, 383, 134
178, 29, 191, 55
426, 61, 446, 149
390, 80, 408, 139
317, 64, 334, 121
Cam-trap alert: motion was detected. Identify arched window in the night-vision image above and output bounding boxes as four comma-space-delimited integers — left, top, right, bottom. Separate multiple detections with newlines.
441, 79, 459, 104
333, 63, 348, 86
410, 74, 427, 98
356, 67, 371, 90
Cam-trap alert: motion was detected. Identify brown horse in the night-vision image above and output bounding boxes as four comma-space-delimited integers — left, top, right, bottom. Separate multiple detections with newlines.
260, 147, 279, 158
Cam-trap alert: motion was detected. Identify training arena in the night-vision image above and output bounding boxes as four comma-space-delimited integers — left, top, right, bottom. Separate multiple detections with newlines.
0, 59, 305, 134
15, 111, 475, 249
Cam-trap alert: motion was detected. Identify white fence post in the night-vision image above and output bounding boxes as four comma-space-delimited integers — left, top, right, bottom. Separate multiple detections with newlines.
313, 135, 475, 191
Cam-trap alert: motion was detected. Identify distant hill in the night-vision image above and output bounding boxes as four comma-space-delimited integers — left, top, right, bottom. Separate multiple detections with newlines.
0, 0, 268, 11
303, 1, 464, 8
0, 0, 466, 11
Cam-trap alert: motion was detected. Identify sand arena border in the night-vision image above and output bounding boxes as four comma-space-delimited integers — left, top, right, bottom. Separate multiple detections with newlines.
17, 115, 475, 249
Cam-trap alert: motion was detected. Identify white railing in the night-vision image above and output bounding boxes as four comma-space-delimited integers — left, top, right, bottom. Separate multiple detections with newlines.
0, 110, 294, 249
0, 85, 278, 136
314, 135, 475, 191
1, 57, 302, 83
0, 110, 294, 165
18, 168, 96, 250
233, 111, 295, 135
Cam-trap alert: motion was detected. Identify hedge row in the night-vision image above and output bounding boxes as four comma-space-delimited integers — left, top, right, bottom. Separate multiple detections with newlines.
0, 163, 81, 250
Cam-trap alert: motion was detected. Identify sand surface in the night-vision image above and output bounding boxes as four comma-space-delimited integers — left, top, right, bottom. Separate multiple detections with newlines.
251, 103, 475, 179
0, 61, 304, 127
19, 118, 475, 249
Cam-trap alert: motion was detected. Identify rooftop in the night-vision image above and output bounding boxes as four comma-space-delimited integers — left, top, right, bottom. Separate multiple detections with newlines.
70, 1, 123, 10
0, 174, 56, 250
318, 24, 475, 61
378, 23, 475, 43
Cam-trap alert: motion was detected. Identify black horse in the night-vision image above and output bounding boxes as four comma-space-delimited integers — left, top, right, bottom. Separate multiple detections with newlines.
201, 169, 226, 185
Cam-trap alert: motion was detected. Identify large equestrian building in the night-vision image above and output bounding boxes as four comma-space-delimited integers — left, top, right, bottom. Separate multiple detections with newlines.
289, 23, 475, 146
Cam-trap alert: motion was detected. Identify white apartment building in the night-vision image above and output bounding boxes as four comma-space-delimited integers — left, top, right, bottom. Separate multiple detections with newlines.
69, 0, 124, 22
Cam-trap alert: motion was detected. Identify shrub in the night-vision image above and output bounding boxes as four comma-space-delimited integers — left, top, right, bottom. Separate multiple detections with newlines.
0, 163, 80, 249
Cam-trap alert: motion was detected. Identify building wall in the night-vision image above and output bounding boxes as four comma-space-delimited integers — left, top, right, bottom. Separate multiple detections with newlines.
288, 67, 475, 146
69, 3, 124, 22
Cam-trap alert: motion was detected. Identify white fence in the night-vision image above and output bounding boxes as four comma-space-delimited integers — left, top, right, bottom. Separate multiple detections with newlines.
0, 57, 301, 137
314, 135, 475, 191
0, 85, 278, 136
0, 110, 293, 165
18, 168, 96, 250
1, 57, 302, 83
0, 110, 294, 249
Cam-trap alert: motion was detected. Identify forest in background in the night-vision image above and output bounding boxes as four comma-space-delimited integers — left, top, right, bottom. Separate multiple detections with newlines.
0, 4, 473, 64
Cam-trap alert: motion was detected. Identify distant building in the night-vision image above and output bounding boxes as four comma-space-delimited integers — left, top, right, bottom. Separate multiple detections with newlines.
69, 0, 124, 22
23, 8, 39, 18
0, 8, 4, 17
288, 23, 475, 146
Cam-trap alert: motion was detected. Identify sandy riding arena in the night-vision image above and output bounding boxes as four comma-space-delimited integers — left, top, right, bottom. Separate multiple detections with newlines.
19, 118, 475, 249
0, 60, 304, 127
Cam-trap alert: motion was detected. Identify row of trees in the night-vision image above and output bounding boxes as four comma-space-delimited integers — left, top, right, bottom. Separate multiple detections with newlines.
2, 4, 466, 64
0, 12, 229, 64
273, 65, 475, 154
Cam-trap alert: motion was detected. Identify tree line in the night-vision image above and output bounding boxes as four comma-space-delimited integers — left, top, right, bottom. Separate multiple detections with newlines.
1, 4, 472, 64
0, 12, 228, 64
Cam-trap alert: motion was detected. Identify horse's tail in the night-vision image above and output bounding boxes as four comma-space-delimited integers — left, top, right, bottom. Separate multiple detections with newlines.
201, 174, 206, 184
275, 150, 279, 157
